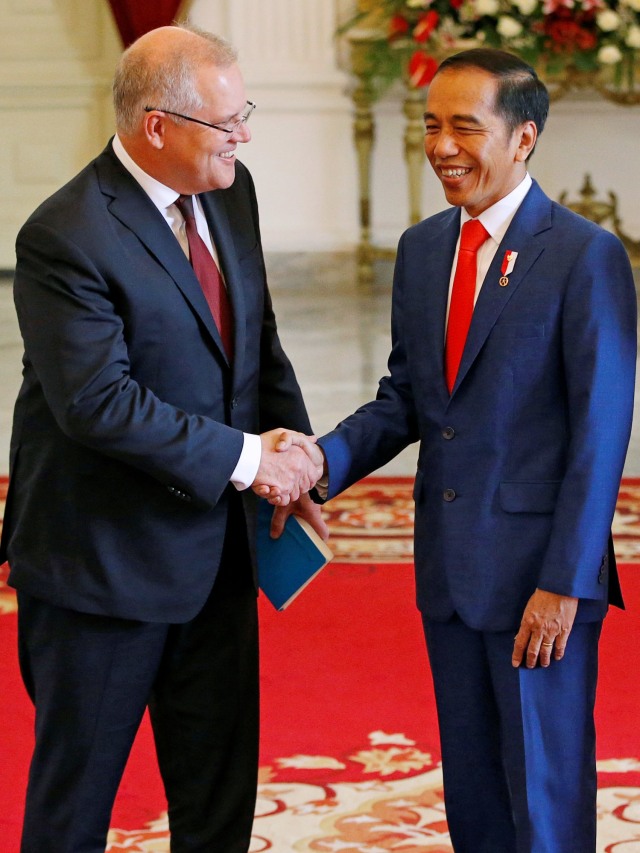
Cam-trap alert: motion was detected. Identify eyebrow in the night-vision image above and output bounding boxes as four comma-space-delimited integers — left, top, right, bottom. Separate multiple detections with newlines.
423, 112, 483, 125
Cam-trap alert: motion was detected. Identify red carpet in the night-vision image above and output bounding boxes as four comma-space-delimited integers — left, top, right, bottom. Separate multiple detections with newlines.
1, 478, 640, 850
2, 563, 640, 849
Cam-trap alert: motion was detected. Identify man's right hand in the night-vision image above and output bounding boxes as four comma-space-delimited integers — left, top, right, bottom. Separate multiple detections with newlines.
252, 429, 324, 506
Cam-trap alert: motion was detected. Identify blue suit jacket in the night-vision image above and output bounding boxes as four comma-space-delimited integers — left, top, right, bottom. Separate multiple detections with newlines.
1, 143, 311, 623
320, 181, 637, 631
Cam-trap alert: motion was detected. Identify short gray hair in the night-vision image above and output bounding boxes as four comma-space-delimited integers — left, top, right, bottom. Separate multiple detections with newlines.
113, 24, 238, 135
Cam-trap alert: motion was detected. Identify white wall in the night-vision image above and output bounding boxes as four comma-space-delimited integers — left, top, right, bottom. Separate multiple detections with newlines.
0, 0, 120, 268
0, 0, 638, 267
188, 0, 359, 251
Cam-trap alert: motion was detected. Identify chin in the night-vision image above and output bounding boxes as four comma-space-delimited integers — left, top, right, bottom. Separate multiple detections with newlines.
215, 168, 236, 191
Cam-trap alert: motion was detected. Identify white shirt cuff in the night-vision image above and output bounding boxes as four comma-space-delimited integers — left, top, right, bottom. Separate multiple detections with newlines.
230, 432, 262, 491
315, 474, 329, 500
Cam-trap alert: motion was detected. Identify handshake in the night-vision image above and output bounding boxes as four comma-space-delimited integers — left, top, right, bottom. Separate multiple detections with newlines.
252, 428, 325, 506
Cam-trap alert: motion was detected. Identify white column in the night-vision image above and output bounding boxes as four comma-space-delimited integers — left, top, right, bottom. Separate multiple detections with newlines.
0, 0, 121, 268
189, 0, 359, 251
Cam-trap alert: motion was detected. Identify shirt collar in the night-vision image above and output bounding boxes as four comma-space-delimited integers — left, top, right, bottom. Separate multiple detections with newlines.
460, 173, 532, 243
112, 134, 180, 212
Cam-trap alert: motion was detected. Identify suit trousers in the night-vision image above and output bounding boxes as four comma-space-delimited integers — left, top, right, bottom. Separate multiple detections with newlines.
17, 503, 259, 853
422, 614, 601, 853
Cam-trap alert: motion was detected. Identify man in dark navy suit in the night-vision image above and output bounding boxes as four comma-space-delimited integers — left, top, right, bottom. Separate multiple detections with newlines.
268, 49, 637, 852
2, 23, 325, 853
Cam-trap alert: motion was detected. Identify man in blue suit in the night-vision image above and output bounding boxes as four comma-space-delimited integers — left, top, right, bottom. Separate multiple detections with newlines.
270, 49, 637, 851
2, 24, 324, 853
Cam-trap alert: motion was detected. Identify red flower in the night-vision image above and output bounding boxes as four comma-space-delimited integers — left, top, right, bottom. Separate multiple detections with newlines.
413, 10, 440, 43
388, 14, 410, 40
449, 0, 464, 8
543, 12, 597, 53
408, 50, 439, 87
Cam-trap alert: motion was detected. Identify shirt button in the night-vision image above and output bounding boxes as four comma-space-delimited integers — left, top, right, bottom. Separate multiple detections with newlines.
442, 427, 455, 440
443, 488, 456, 502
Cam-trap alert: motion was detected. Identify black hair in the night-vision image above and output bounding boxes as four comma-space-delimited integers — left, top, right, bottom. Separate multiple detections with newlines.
436, 48, 549, 157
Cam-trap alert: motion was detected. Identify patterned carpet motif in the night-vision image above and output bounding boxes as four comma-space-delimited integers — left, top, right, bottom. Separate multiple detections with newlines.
613, 478, 640, 564
2, 475, 640, 852
323, 475, 640, 565
103, 769, 640, 853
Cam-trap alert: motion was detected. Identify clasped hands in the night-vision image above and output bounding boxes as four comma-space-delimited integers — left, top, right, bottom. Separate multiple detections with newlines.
252, 428, 325, 506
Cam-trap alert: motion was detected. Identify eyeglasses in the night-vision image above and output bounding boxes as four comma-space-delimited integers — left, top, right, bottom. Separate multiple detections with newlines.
144, 101, 256, 135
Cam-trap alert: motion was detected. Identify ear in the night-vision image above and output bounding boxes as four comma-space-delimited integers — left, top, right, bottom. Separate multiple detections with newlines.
514, 120, 537, 162
143, 111, 166, 150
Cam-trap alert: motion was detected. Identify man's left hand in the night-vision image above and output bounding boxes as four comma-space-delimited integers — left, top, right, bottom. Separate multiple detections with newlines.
268, 493, 329, 541
512, 589, 578, 669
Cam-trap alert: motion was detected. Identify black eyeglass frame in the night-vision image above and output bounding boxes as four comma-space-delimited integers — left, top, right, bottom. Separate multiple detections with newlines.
144, 101, 256, 135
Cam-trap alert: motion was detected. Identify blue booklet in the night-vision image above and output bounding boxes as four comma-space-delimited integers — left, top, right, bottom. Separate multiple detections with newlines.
257, 501, 333, 611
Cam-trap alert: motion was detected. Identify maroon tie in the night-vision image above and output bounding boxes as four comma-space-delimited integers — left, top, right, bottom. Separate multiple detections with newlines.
176, 195, 234, 360
444, 219, 490, 393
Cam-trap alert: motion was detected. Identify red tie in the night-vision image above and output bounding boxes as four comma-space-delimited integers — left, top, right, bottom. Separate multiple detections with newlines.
444, 219, 489, 393
176, 195, 234, 360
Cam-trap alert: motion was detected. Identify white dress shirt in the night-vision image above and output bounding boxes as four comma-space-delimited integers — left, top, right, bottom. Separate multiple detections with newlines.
111, 135, 261, 490
445, 173, 532, 332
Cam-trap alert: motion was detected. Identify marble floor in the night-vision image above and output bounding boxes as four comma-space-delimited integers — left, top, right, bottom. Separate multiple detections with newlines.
0, 253, 639, 477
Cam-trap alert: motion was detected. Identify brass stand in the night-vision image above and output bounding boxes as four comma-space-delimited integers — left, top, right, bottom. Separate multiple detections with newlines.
348, 33, 431, 282
403, 86, 427, 228
559, 174, 640, 266
348, 34, 396, 283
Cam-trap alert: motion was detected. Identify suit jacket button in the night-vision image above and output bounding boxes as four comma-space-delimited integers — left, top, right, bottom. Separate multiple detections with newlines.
231, 396, 238, 409
442, 427, 455, 440
443, 488, 456, 502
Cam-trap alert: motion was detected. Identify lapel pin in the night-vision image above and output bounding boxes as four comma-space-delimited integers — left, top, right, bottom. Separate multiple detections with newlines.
499, 250, 518, 287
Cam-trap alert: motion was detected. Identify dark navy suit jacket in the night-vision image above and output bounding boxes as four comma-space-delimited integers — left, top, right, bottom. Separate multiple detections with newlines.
320, 181, 637, 631
1, 143, 311, 623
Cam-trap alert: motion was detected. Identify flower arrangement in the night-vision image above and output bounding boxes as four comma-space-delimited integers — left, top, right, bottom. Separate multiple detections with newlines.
339, 0, 640, 94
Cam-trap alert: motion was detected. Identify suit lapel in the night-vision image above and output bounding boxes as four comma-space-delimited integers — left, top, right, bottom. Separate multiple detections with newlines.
410, 208, 460, 392
200, 191, 247, 385
96, 147, 231, 366
450, 182, 552, 396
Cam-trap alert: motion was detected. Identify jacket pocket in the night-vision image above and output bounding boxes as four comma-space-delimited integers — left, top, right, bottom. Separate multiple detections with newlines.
500, 480, 561, 514
490, 322, 545, 341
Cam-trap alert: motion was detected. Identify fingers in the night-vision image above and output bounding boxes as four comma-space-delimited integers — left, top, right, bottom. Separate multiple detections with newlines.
274, 430, 314, 452
269, 496, 329, 543
512, 589, 578, 669
513, 633, 567, 669
512, 630, 555, 669
254, 437, 321, 503
305, 504, 330, 541
270, 429, 324, 470
269, 505, 291, 539
553, 628, 570, 661
272, 430, 295, 452
511, 627, 529, 668
289, 494, 329, 541
253, 484, 273, 498
269, 429, 325, 474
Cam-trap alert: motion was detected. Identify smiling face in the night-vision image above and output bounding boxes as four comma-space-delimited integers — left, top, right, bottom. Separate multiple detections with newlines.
424, 67, 536, 217
156, 61, 250, 195
132, 59, 251, 196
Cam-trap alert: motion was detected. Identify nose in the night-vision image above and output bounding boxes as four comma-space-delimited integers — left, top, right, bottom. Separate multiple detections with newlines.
233, 122, 251, 143
429, 129, 458, 159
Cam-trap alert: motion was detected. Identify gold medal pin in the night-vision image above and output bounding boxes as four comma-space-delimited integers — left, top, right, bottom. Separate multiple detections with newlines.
500, 250, 518, 287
